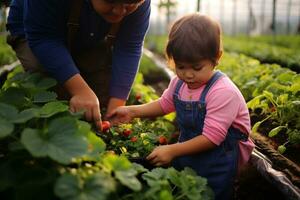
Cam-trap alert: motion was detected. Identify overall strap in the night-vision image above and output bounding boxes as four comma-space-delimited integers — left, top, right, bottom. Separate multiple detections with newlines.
67, 0, 84, 53
105, 23, 121, 48
173, 79, 184, 101
199, 71, 224, 102
67, 0, 121, 53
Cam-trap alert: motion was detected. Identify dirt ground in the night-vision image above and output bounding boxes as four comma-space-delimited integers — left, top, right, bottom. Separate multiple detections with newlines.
234, 164, 286, 200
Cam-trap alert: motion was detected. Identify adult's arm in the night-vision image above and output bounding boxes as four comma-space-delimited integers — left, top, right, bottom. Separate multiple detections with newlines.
24, 0, 102, 129
24, 0, 79, 83
109, 0, 151, 100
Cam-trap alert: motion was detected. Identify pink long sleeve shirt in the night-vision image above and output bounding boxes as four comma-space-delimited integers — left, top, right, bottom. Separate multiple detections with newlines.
158, 75, 255, 167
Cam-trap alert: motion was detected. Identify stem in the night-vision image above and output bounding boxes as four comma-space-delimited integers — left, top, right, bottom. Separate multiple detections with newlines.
174, 192, 186, 200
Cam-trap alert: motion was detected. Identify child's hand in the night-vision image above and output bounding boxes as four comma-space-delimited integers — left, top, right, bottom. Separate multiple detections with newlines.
106, 106, 134, 125
146, 145, 175, 166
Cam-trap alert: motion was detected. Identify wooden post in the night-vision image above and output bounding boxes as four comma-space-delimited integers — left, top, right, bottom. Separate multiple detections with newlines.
197, 0, 201, 12
298, 1, 300, 34
220, 0, 224, 27
270, 0, 277, 34
261, 0, 266, 34
232, 0, 237, 35
286, 0, 292, 34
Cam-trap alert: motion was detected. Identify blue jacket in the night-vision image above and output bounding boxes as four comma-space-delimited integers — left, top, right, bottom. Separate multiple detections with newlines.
7, 0, 150, 99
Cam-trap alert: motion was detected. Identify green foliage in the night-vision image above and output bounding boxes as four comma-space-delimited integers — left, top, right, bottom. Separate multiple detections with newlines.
223, 36, 300, 72
141, 167, 213, 200
0, 35, 16, 66
0, 70, 212, 199
55, 172, 116, 200
100, 118, 176, 159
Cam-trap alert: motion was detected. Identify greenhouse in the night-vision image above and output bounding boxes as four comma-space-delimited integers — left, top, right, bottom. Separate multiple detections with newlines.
0, 0, 299, 200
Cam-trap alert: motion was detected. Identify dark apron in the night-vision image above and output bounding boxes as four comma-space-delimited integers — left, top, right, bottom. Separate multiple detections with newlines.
71, 40, 113, 107
67, 0, 120, 107
172, 71, 248, 200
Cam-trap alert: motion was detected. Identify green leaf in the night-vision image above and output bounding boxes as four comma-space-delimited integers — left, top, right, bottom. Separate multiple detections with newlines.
85, 132, 106, 160
278, 145, 286, 154
33, 91, 57, 103
36, 78, 57, 89
21, 117, 88, 164
115, 169, 141, 191
159, 190, 173, 200
246, 95, 263, 110
54, 173, 116, 200
0, 118, 14, 138
268, 126, 285, 137
0, 87, 27, 107
142, 168, 167, 186
252, 121, 262, 133
0, 103, 18, 121
288, 129, 300, 145
12, 108, 40, 123
290, 82, 300, 94
39, 101, 69, 118
102, 154, 132, 172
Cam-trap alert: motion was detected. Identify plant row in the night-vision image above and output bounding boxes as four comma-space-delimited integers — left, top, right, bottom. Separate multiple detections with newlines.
223, 37, 300, 73
228, 35, 300, 50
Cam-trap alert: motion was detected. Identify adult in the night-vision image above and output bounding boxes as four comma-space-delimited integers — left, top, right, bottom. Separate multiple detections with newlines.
6, 0, 150, 130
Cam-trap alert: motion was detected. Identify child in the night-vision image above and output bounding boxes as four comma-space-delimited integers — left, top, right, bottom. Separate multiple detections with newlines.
108, 13, 255, 200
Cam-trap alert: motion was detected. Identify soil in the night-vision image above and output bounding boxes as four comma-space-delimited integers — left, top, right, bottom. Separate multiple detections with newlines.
234, 163, 286, 200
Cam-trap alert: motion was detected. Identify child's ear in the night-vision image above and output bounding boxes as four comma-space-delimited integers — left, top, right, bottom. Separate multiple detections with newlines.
215, 50, 223, 65
217, 50, 223, 60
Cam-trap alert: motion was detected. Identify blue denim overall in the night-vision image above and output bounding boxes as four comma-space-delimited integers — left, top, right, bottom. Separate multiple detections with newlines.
172, 71, 248, 200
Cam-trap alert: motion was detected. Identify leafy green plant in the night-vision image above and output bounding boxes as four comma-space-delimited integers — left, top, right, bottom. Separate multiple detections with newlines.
98, 118, 176, 159
0, 69, 212, 199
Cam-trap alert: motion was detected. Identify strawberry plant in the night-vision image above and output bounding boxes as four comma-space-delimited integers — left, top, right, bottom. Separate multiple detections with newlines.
0, 69, 213, 199
98, 118, 175, 159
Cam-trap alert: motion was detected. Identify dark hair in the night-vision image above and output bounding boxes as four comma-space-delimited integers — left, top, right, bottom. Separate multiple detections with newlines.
166, 14, 222, 65
104, 0, 145, 3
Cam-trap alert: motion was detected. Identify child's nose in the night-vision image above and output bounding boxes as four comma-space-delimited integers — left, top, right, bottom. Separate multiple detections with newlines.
185, 70, 194, 79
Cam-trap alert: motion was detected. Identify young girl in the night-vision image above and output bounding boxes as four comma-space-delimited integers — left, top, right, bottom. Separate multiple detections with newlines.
108, 13, 255, 199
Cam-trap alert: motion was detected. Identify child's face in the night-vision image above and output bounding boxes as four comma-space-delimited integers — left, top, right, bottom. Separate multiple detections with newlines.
175, 59, 215, 89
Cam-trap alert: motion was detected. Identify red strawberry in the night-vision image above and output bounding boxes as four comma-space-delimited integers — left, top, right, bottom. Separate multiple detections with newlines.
135, 93, 142, 101
158, 136, 168, 145
171, 132, 179, 139
123, 129, 132, 137
101, 121, 111, 132
270, 106, 276, 112
131, 137, 138, 142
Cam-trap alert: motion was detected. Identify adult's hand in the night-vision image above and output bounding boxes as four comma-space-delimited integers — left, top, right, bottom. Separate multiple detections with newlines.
64, 74, 102, 131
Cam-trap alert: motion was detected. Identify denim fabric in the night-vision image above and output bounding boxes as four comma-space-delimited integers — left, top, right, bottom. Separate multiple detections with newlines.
172, 71, 248, 200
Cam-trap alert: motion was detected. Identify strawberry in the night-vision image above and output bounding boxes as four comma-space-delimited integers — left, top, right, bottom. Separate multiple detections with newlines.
135, 93, 142, 101
171, 132, 179, 139
101, 121, 111, 132
131, 137, 138, 142
158, 136, 168, 145
123, 129, 132, 137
